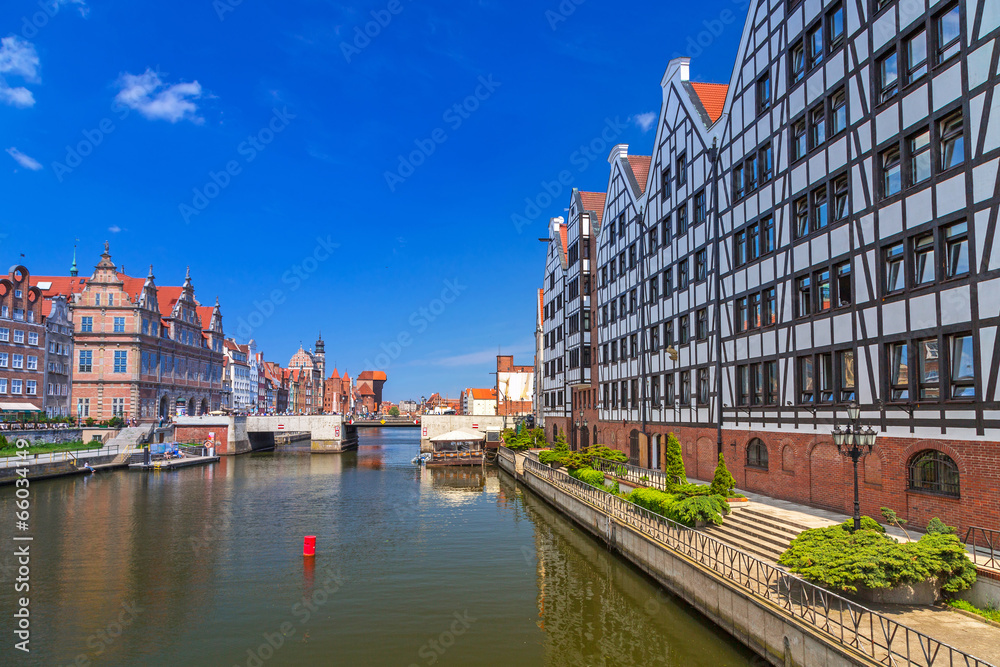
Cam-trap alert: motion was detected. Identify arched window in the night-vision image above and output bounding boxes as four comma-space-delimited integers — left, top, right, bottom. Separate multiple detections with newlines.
908, 450, 960, 497
746, 438, 769, 470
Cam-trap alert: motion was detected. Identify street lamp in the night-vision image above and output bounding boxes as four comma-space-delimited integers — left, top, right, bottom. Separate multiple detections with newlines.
574, 409, 588, 450
832, 402, 878, 531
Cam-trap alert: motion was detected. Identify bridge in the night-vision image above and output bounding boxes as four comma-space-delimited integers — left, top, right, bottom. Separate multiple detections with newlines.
174, 415, 359, 455
351, 417, 421, 428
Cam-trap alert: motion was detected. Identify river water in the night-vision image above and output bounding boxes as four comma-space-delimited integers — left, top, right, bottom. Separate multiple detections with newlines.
1, 428, 755, 666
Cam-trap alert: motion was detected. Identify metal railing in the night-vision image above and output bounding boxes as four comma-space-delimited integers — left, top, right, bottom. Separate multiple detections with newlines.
0, 444, 121, 469
521, 457, 994, 667
497, 446, 514, 464
592, 456, 676, 491
965, 527, 1000, 571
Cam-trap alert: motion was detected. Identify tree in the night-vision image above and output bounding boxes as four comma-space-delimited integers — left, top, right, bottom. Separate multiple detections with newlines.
710, 452, 736, 498
663, 432, 686, 487
389, 406, 400, 417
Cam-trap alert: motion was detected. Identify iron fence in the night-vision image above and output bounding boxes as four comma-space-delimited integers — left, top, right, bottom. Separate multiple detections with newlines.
592, 456, 675, 491
965, 527, 1000, 571
522, 457, 994, 667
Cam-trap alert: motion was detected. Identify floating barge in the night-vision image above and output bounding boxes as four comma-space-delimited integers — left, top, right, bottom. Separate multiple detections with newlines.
425, 430, 485, 467
128, 443, 220, 471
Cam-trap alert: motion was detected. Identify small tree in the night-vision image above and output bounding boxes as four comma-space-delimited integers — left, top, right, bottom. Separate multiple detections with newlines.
389, 406, 400, 417
880, 507, 911, 541
927, 517, 956, 535
710, 452, 736, 498
551, 430, 568, 452
663, 432, 686, 487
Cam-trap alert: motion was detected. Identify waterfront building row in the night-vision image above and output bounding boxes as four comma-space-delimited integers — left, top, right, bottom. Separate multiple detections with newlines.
538, 0, 1000, 532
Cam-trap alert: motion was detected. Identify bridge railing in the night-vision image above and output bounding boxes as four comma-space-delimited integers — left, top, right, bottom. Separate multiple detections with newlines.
592, 456, 676, 491
521, 457, 993, 667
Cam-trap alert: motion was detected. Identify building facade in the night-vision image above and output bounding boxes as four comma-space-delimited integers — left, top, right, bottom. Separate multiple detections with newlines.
0, 265, 46, 414
540, 0, 1000, 532
42, 295, 73, 417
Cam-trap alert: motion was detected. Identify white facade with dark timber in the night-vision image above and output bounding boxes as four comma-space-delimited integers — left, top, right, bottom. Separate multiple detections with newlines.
542, 217, 571, 440
537, 0, 1000, 532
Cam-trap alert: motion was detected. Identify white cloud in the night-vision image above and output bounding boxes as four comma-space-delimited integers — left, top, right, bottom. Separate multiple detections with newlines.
108, 225, 122, 233
52, 0, 91, 17
6, 147, 42, 171
632, 111, 656, 132
0, 37, 40, 108
114, 69, 204, 124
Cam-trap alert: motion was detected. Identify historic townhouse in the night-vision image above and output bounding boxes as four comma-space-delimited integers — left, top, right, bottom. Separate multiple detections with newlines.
35, 245, 227, 421
540, 0, 1000, 531
42, 295, 73, 417
541, 218, 571, 438
224, 340, 254, 411
0, 266, 46, 413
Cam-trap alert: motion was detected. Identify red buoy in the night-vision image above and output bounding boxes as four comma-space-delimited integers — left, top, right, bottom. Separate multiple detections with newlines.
303, 536, 316, 557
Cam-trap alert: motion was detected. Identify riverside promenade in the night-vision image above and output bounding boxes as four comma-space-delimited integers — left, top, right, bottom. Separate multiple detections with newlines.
499, 447, 997, 667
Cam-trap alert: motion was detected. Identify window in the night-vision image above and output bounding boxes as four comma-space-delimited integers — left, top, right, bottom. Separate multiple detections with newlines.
799, 356, 814, 403
913, 233, 935, 285
890, 342, 909, 399
945, 222, 969, 278
12, 354, 23, 369
0, 379, 5, 393
736, 297, 748, 333
28, 332, 38, 346
950, 334, 975, 398
882, 146, 901, 197
878, 50, 898, 101
812, 187, 828, 231
830, 88, 846, 134
885, 243, 905, 292
795, 197, 808, 238
13, 330, 24, 344
678, 260, 689, 289
79, 349, 93, 373
661, 168, 671, 201
810, 105, 826, 148
697, 308, 708, 340
665, 373, 675, 404
808, 25, 823, 67
747, 439, 768, 469
905, 29, 927, 84
833, 175, 849, 221
694, 190, 706, 225
26, 355, 37, 370
95, 293, 100, 306
790, 41, 805, 84
797, 276, 812, 316
836, 262, 852, 306
792, 118, 809, 160
745, 222, 759, 260
936, 4, 961, 64
734, 230, 747, 266
760, 143, 773, 181
940, 111, 964, 171
664, 321, 674, 347
908, 450, 959, 497
0, 353, 6, 367
679, 315, 690, 344
733, 163, 745, 199
681, 371, 691, 404
757, 73, 771, 113
817, 270, 831, 311
110, 316, 124, 332
839, 350, 856, 401
662, 268, 673, 297
763, 288, 776, 326
81, 316, 93, 332
11, 380, 22, 395
828, 3, 844, 48
764, 361, 778, 404
917, 338, 940, 398
750, 292, 762, 329
676, 204, 688, 235
650, 277, 659, 301
25, 380, 35, 395
818, 353, 833, 401
695, 249, 707, 282
649, 227, 658, 251
909, 130, 931, 185
746, 153, 758, 191
698, 368, 710, 404
650, 324, 660, 350
676, 152, 687, 187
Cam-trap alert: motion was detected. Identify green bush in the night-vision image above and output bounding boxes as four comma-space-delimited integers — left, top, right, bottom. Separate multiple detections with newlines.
627, 487, 679, 517
840, 516, 885, 533
538, 431, 569, 465
673, 495, 730, 527
926, 517, 956, 535
947, 600, 1000, 623
559, 444, 627, 471
663, 432, 686, 487
675, 483, 713, 498
710, 452, 736, 497
569, 467, 606, 487
778, 520, 976, 595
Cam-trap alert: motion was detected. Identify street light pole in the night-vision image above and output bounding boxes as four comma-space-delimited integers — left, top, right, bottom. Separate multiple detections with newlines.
832, 403, 878, 531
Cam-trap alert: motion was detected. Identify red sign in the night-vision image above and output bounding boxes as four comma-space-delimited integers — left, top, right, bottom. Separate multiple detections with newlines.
278, 424, 285, 430
335, 426, 341, 438
422, 427, 428, 437
472, 423, 479, 429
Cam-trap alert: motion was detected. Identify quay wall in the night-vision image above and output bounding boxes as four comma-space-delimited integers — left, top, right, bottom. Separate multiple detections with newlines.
419, 415, 508, 452
498, 453, 876, 667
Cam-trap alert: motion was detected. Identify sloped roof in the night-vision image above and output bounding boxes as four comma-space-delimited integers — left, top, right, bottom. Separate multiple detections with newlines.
558, 223, 568, 261
469, 388, 497, 400
30, 276, 89, 297
689, 82, 728, 123
358, 370, 387, 381
626, 156, 652, 194
579, 191, 607, 224
196, 306, 216, 330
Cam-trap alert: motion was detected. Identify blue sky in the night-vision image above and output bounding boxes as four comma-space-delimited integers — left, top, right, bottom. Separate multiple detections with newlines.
0, 0, 744, 402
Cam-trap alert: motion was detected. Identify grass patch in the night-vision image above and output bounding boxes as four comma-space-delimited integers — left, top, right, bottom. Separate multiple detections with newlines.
947, 600, 1000, 623
0, 441, 103, 456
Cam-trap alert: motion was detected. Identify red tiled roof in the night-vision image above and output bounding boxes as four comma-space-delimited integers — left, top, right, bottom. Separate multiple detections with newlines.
558, 224, 568, 261
689, 82, 728, 123
469, 388, 497, 400
626, 156, 652, 194
329, 368, 340, 380
155, 286, 184, 317
116, 273, 145, 302
224, 339, 241, 351
196, 306, 215, 330
30, 276, 89, 297
579, 191, 607, 224
358, 371, 387, 381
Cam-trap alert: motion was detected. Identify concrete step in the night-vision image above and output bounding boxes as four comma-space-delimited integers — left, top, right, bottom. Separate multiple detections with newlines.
709, 518, 793, 555
725, 512, 802, 543
739, 506, 813, 533
703, 524, 787, 563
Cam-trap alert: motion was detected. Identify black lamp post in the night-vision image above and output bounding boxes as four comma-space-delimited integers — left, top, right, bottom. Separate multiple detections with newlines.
574, 409, 588, 451
832, 403, 878, 531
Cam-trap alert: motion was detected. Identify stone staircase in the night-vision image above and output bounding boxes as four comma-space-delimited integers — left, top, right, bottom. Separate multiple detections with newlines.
703, 505, 812, 563
106, 424, 154, 449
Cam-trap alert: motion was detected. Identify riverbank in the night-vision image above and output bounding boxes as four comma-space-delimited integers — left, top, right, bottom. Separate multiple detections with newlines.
499, 448, 995, 667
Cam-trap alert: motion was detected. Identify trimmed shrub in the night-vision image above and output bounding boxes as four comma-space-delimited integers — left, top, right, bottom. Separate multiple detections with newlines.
840, 516, 885, 533
675, 483, 713, 498
627, 488, 679, 517
663, 432, 686, 487
673, 495, 730, 527
926, 517, 957, 535
710, 452, 736, 498
779, 520, 976, 595
569, 467, 606, 488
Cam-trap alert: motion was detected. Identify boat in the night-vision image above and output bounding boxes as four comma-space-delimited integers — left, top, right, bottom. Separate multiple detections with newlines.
425, 430, 485, 467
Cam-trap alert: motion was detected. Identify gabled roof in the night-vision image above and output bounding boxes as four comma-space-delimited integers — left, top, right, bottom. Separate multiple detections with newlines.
578, 191, 607, 224
358, 370, 387, 381
626, 156, 652, 194
688, 82, 728, 123
558, 223, 568, 261
469, 388, 497, 400
30, 276, 89, 297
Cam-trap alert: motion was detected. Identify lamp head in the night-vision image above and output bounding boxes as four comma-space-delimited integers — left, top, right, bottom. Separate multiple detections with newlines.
848, 402, 860, 422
